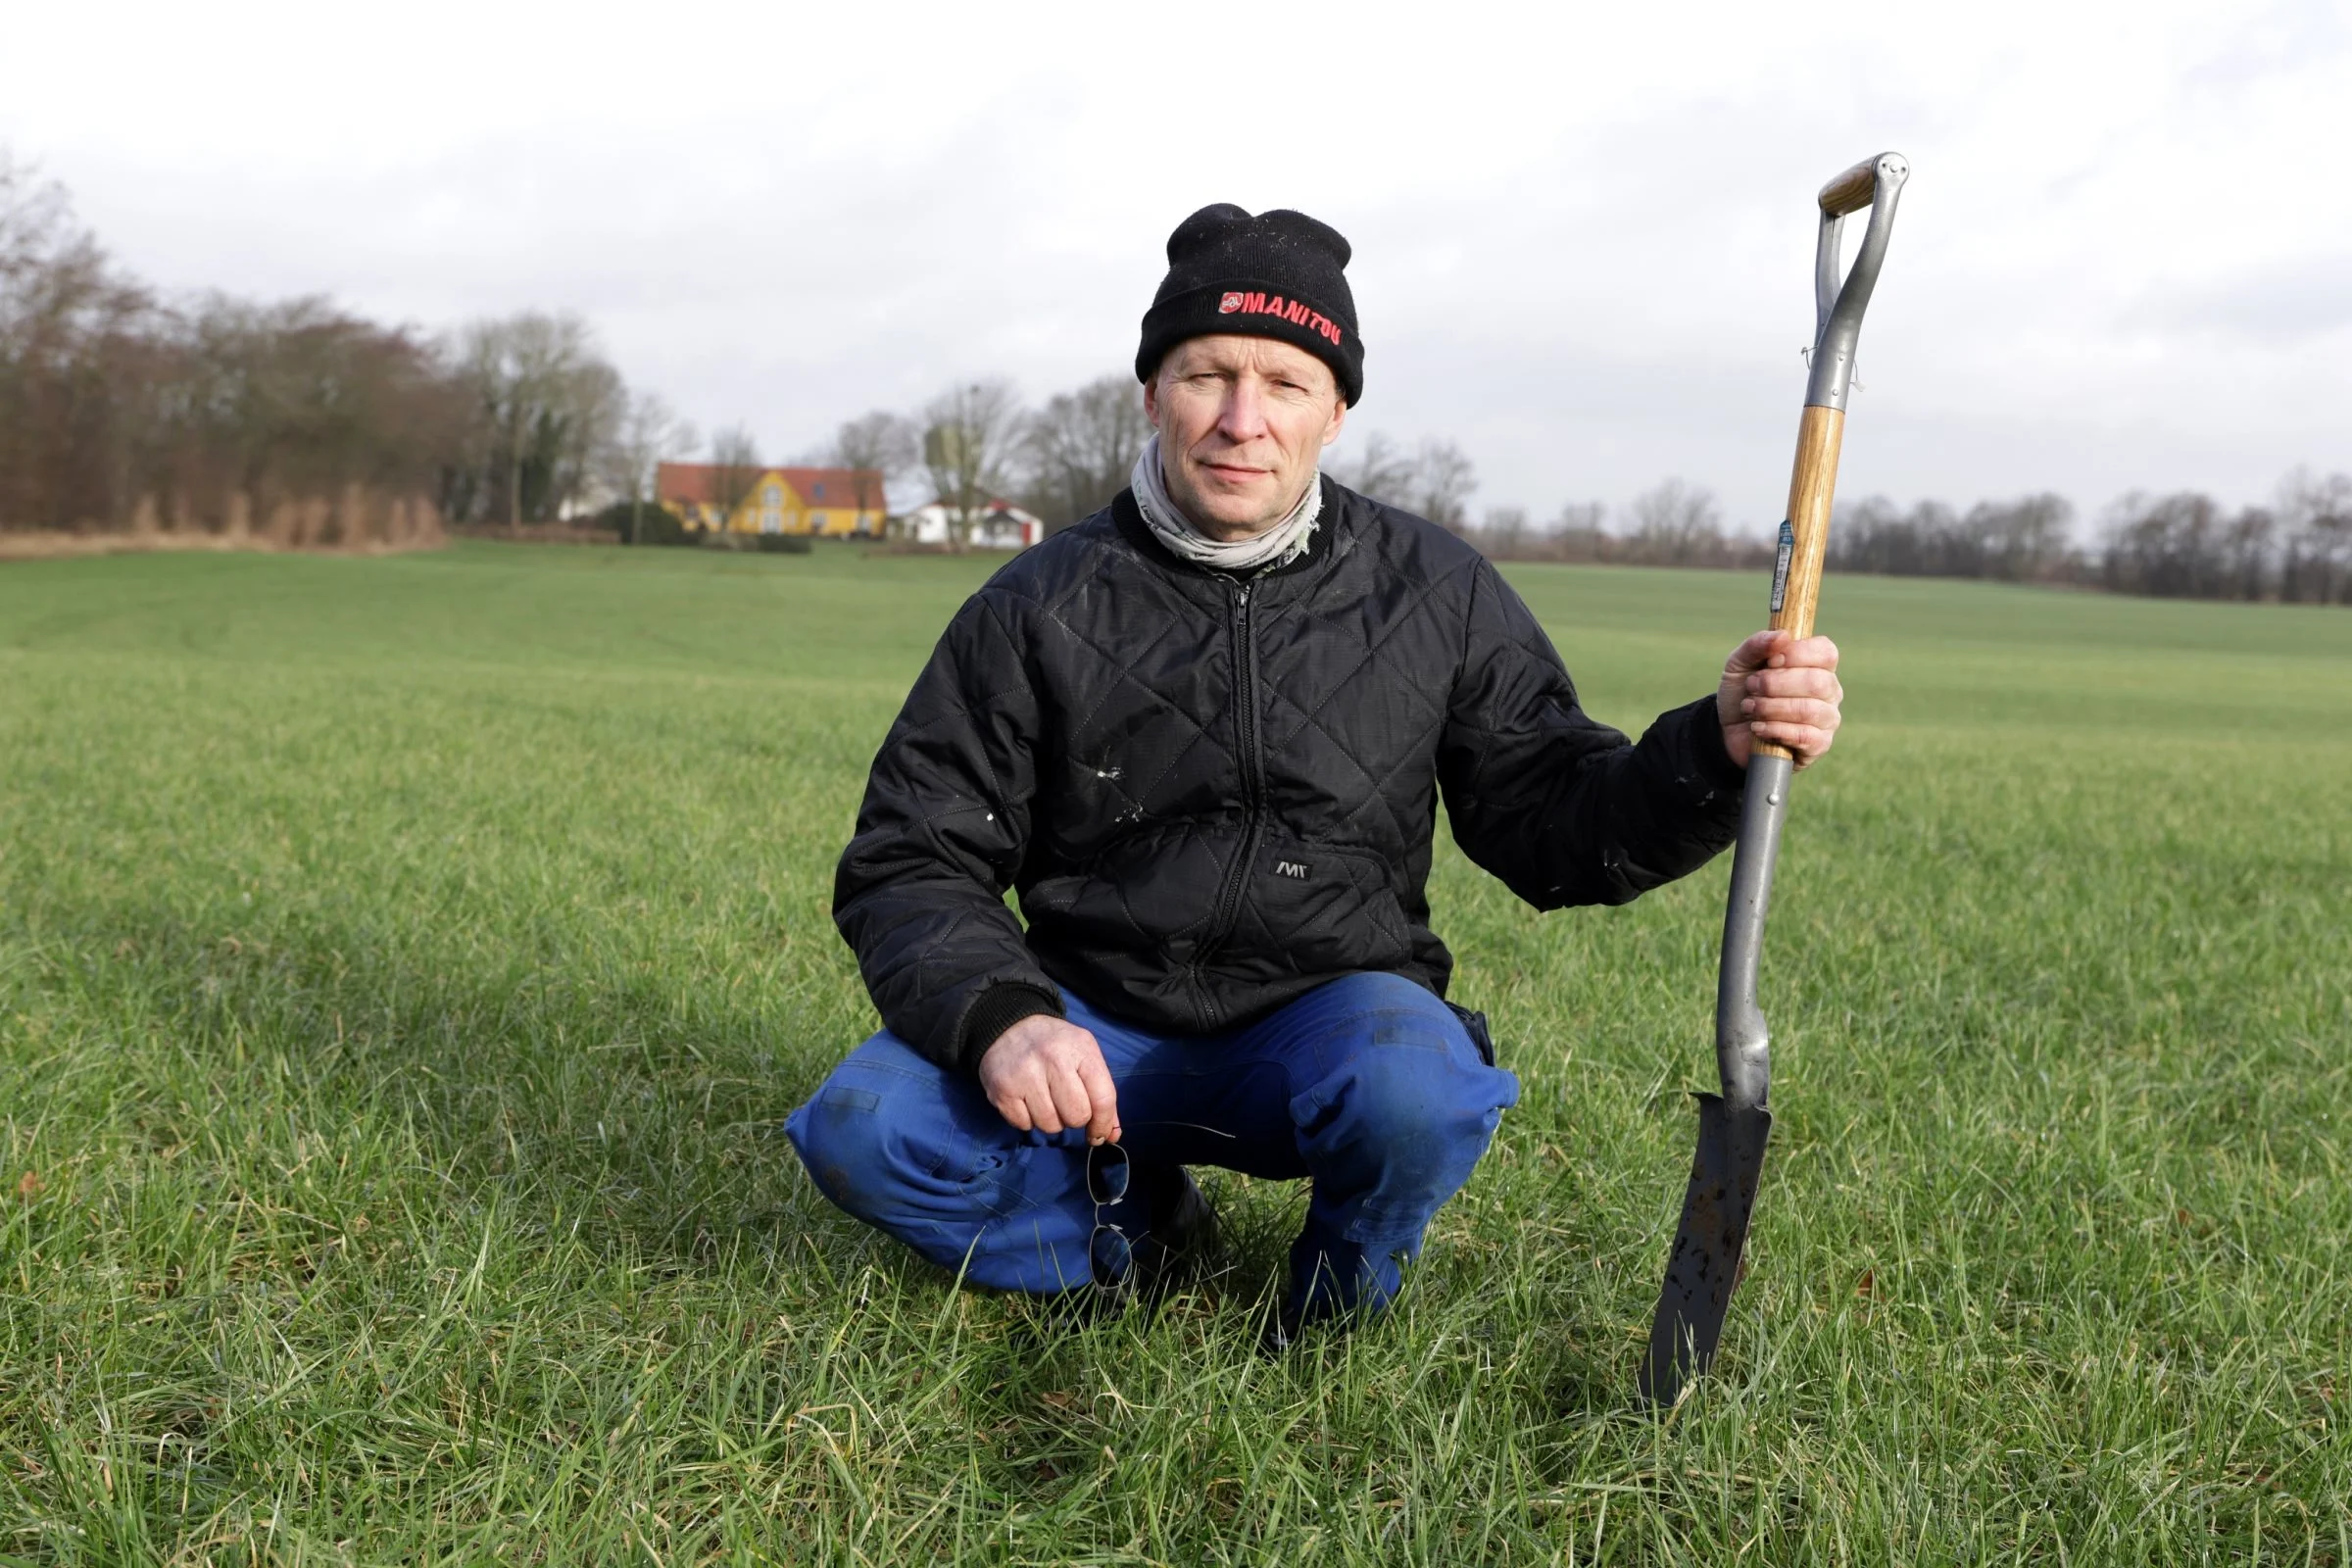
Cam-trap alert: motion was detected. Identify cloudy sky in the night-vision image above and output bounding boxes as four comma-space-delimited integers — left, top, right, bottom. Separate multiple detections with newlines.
5, 0, 2346, 533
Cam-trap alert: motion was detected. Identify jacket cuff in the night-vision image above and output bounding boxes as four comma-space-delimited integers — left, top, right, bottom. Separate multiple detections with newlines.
956, 982, 1065, 1075
1690, 692, 1747, 794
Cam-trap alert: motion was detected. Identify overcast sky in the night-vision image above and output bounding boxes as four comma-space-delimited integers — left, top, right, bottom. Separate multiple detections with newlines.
5, 0, 2346, 533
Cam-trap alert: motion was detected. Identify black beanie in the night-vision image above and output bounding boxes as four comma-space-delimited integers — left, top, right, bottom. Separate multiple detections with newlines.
1135, 204, 1363, 405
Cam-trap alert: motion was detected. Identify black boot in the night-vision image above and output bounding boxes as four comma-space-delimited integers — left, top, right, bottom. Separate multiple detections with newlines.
1130, 1164, 1217, 1295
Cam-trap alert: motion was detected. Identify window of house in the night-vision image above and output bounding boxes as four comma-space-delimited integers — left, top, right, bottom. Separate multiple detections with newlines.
764, 485, 781, 506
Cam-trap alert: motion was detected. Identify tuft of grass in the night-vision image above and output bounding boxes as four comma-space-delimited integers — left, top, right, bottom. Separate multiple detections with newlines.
2, 541, 2346, 1564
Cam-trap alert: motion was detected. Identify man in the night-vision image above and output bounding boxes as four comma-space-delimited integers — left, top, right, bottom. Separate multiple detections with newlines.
788, 204, 1842, 1340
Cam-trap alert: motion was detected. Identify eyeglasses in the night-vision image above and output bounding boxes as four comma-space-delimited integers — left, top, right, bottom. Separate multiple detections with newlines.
1086, 1142, 1131, 1290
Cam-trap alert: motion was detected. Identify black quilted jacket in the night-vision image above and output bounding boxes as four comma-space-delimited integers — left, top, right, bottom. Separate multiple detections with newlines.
835, 480, 1748, 1072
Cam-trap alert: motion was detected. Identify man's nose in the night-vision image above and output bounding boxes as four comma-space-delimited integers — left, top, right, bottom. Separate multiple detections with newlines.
1215, 380, 1271, 443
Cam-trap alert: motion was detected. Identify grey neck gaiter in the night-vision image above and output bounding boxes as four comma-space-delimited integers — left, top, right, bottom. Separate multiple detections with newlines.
1131, 434, 1322, 573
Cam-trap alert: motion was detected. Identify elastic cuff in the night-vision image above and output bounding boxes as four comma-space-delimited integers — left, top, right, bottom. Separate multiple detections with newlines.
1689, 692, 1747, 794
957, 982, 1064, 1075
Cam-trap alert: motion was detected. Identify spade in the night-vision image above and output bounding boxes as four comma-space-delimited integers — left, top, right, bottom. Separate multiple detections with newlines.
1639, 151, 1911, 1407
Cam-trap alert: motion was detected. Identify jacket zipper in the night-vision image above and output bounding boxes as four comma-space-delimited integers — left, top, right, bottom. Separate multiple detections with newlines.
1194, 577, 1266, 1023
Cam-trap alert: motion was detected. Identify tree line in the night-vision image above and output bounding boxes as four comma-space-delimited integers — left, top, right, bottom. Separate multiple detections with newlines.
1822, 476, 2352, 603
1332, 443, 2350, 605
0, 150, 1149, 552
0, 152, 684, 544
8, 150, 2344, 600
1318, 434, 2352, 604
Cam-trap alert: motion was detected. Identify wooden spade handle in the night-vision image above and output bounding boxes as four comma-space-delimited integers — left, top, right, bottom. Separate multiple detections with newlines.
1753, 404, 1845, 761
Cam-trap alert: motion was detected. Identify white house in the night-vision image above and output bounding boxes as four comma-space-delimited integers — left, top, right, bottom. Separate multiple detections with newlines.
899, 500, 1044, 550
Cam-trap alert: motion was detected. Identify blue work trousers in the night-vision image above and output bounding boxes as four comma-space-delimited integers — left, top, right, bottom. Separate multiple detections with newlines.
786, 972, 1520, 1323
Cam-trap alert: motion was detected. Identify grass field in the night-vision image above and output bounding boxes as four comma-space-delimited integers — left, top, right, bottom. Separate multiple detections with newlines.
2, 540, 2347, 1565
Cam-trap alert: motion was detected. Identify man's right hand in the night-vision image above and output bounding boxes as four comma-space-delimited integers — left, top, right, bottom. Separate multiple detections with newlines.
977, 1014, 1121, 1145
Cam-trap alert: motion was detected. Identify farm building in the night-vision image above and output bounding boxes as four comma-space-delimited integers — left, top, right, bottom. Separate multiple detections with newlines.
899, 500, 1045, 550
657, 464, 888, 537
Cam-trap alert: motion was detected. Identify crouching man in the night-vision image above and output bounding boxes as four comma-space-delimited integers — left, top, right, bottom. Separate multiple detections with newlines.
788, 204, 1842, 1341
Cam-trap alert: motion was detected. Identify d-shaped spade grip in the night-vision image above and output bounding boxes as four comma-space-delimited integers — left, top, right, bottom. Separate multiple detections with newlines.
1805, 152, 1909, 414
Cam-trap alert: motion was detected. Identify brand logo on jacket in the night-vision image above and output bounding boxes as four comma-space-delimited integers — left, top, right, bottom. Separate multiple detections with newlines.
1213, 290, 1345, 345
1273, 859, 1311, 880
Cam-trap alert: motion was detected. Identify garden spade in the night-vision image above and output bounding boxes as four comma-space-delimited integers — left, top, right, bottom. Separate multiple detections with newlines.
1639, 151, 1910, 1406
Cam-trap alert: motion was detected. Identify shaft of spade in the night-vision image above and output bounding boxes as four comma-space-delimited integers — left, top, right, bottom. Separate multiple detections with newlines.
1715, 752, 1791, 1113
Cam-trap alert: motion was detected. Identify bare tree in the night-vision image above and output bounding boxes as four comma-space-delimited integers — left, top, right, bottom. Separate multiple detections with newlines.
1834, 497, 1960, 577
1326, 430, 1416, 506
1325, 432, 1478, 529
602, 389, 696, 543
168, 294, 459, 514
2220, 506, 2276, 602
447, 311, 621, 527
2279, 468, 2352, 605
2103, 491, 2228, 599
1017, 373, 1151, 531
707, 423, 763, 531
1627, 478, 1724, 565
0, 153, 154, 530
1478, 505, 1532, 557
1404, 439, 1479, 532
1551, 500, 1607, 562
921, 379, 1021, 551
825, 410, 917, 535
1973, 493, 2074, 581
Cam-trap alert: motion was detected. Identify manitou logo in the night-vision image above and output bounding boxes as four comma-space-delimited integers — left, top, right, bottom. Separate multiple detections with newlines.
1213, 291, 1345, 346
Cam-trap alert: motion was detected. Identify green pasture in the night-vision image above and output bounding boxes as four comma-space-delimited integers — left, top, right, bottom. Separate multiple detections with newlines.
2, 541, 2346, 1564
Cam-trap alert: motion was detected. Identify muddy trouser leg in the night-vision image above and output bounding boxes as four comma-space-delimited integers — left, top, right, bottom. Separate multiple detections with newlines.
1237, 972, 1521, 1328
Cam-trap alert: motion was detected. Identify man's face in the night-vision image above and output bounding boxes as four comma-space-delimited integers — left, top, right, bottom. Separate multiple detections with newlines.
1145, 335, 1348, 540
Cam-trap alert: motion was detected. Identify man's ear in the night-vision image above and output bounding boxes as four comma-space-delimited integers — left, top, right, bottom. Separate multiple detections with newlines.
1320, 395, 1348, 449
1141, 371, 1160, 424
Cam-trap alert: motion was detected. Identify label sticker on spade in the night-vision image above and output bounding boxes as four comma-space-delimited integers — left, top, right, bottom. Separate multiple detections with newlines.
1770, 519, 1793, 613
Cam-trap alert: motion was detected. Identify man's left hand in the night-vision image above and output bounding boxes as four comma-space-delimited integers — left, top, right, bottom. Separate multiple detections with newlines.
1717, 630, 1842, 770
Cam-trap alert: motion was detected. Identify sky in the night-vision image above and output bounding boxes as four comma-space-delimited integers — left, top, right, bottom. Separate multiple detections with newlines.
4, 0, 2348, 535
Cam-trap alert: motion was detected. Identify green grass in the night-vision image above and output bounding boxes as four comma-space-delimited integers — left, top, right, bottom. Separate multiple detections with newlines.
2, 540, 2346, 1564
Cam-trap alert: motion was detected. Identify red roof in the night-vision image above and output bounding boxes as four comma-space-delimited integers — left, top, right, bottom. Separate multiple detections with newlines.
656, 463, 886, 508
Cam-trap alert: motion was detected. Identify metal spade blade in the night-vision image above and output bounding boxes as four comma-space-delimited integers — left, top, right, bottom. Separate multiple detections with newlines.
1639, 1094, 1772, 1403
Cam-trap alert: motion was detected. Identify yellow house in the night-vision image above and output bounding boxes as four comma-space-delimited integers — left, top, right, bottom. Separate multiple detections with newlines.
656, 463, 889, 537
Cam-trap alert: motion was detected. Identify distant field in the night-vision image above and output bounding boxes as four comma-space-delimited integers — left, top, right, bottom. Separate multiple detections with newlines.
2, 541, 2346, 1564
